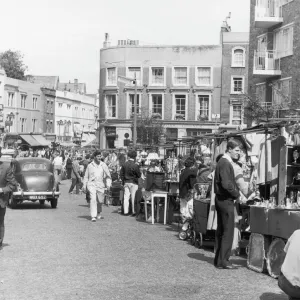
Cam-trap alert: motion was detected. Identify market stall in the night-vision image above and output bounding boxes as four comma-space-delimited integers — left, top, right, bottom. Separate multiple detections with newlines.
246, 122, 300, 278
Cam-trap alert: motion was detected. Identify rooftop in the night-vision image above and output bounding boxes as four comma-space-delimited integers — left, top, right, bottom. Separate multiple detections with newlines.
30, 76, 60, 89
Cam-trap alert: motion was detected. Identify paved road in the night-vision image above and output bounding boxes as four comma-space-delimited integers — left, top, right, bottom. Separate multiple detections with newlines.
0, 180, 288, 300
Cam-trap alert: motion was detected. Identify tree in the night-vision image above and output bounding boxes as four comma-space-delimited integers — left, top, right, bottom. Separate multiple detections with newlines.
243, 83, 293, 125
0, 50, 28, 80
133, 109, 164, 146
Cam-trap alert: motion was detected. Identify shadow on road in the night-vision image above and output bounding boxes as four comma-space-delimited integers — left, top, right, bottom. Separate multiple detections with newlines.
187, 252, 248, 268
188, 253, 215, 265
78, 204, 89, 208
259, 292, 288, 300
77, 215, 91, 221
9, 203, 52, 210
2, 243, 10, 248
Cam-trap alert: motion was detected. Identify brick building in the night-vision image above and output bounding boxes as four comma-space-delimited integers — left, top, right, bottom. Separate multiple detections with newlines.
248, 0, 299, 118
99, 36, 222, 149
220, 25, 249, 126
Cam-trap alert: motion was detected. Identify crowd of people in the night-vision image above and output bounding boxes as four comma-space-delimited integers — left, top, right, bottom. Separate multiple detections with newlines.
0, 143, 299, 299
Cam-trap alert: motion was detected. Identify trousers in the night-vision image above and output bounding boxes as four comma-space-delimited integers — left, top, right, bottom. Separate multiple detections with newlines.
123, 183, 138, 214
0, 207, 6, 246
69, 178, 80, 194
89, 186, 105, 218
214, 198, 235, 267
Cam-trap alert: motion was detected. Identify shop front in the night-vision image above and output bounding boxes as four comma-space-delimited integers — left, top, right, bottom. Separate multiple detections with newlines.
105, 126, 117, 149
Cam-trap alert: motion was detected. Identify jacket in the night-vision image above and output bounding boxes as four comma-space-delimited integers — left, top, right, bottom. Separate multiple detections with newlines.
120, 159, 141, 185
71, 160, 81, 179
214, 156, 240, 201
179, 167, 197, 199
0, 162, 18, 208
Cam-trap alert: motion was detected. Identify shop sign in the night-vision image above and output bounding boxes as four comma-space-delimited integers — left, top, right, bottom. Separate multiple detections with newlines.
5, 121, 12, 126
105, 127, 117, 136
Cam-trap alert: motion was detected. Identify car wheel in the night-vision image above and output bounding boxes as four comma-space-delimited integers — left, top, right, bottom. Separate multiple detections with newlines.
10, 197, 18, 209
51, 198, 58, 209
39, 200, 45, 206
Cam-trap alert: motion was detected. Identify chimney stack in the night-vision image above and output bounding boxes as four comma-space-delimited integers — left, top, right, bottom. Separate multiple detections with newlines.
103, 33, 111, 48
74, 79, 78, 93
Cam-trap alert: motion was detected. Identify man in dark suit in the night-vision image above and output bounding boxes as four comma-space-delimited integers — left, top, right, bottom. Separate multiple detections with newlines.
0, 159, 18, 250
214, 139, 241, 269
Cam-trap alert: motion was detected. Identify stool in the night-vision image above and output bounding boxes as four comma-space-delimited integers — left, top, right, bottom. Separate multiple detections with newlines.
145, 190, 168, 225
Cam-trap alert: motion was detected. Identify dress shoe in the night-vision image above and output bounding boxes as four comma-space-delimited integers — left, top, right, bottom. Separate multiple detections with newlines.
131, 213, 136, 217
123, 213, 130, 216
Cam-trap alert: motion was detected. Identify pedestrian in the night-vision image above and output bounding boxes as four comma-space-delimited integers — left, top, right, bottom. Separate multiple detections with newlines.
0, 157, 18, 250
213, 139, 241, 269
65, 154, 73, 179
83, 150, 112, 222
52, 150, 63, 187
278, 229, 300, 299
69, 157, 81, 194
120, 150, 141, 217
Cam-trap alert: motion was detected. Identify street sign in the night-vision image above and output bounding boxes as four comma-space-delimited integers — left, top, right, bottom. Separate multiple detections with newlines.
117, 75, 134, 85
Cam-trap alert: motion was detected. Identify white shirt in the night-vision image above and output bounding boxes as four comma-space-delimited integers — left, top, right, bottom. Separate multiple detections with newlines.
53, 156, 63, 167
281, 229, 300, 287
83, 161, 112, 193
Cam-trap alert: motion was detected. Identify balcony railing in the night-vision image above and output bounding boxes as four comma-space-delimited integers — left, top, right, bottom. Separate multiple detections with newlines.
255, 0, 283, 28
253, 50, 281, 77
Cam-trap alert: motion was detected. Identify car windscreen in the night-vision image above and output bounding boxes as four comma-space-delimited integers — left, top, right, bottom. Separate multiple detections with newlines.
21, 163, 48, 171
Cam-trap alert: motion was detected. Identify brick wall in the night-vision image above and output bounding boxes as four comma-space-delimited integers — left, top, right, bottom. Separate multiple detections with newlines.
221, 42, 249, 123
248, 0, 300, 108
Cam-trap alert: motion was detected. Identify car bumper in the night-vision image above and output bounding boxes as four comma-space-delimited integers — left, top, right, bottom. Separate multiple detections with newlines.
12, 191, 60, 198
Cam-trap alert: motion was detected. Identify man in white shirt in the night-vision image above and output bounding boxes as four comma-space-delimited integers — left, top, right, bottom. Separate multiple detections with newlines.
83, 150, 112, 222
278, 229, 300, 299
52, 150, 63, 187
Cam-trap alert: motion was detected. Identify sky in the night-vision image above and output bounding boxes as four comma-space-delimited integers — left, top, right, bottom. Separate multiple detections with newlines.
0, 0, 250, 93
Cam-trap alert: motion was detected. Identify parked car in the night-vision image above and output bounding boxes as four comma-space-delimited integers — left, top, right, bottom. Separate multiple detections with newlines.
9, 157, 60, 209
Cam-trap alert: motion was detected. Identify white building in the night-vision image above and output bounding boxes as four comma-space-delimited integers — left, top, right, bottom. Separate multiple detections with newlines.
55, 90, 98, 146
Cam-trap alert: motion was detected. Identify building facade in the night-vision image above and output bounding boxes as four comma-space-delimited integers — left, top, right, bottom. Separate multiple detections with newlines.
41, 87, 55, 135
248, 0, 299, 119
3, 76, 43, 134
221, 29, 249, 126
55, 90, 98, 145
99, 39, 222, 149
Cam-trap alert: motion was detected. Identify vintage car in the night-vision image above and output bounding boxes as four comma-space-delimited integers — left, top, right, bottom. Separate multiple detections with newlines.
9, 158, 60, 209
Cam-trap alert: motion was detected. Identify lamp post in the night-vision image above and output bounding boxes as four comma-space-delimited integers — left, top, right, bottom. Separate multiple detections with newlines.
57, 120, 64, 141
133, 72, 137, 147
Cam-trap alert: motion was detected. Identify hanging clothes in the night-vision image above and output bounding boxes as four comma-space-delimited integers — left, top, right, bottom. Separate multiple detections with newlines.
257, 134, 272, 184
207, 171, 218, 230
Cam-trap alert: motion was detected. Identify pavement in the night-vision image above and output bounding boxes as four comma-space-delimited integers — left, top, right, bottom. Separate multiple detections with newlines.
0, 180, 289, 300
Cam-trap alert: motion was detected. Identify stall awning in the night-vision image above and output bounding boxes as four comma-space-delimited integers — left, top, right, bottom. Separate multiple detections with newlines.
60, 142, 78, 147
82, 133, 97, 147
20, 135, 41, 147
31, 135, 51, 147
